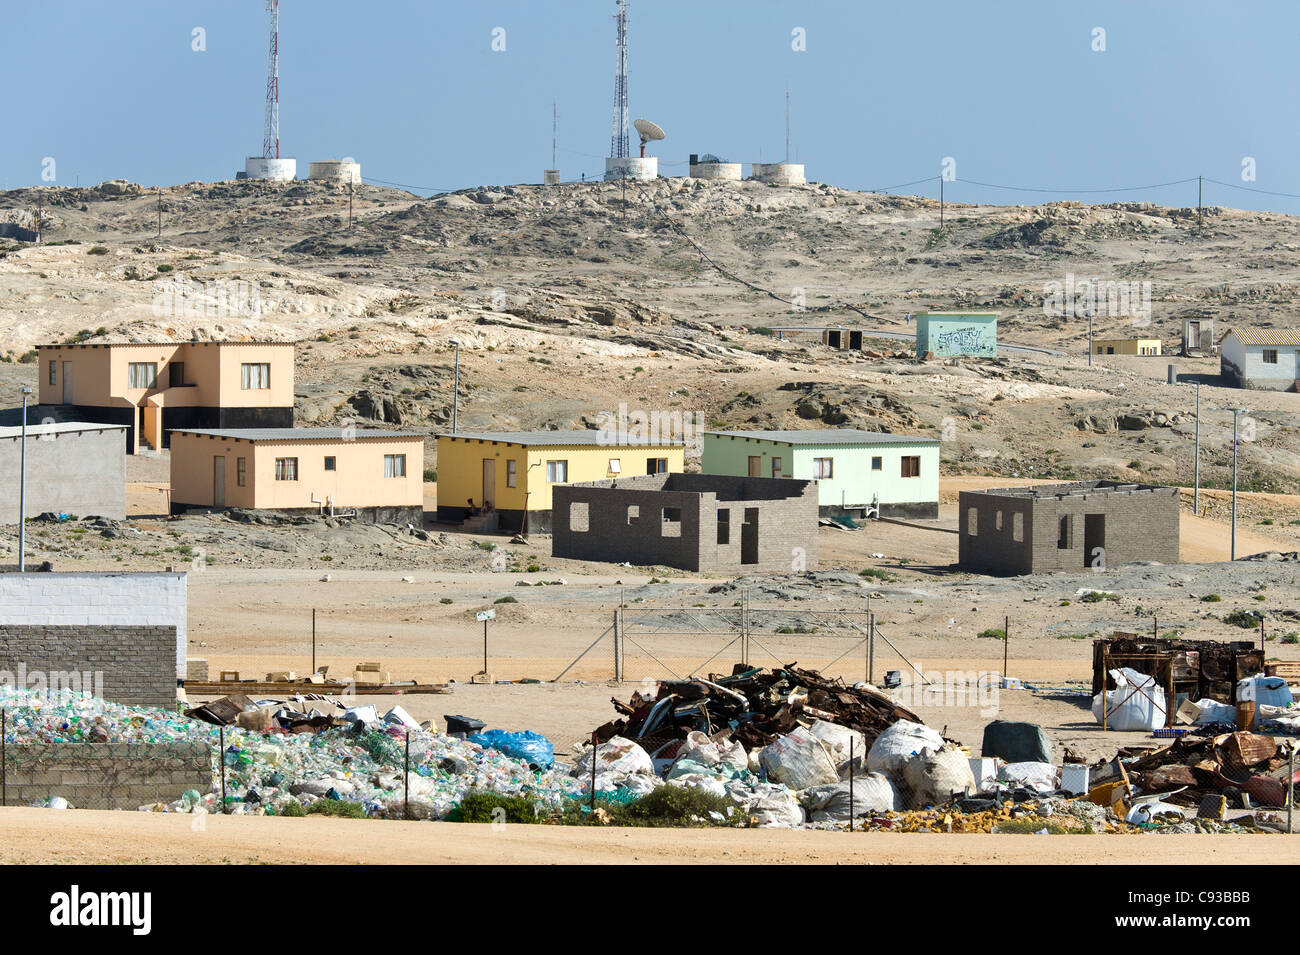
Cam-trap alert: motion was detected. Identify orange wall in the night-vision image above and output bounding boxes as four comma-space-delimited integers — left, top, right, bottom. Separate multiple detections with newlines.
170, 432, 424, 511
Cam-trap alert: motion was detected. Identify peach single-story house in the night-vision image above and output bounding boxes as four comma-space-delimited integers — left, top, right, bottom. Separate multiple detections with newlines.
37, 341, 295, 453
169, 428, 425, 524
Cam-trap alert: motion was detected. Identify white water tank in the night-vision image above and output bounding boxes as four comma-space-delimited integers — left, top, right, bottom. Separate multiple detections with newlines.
752, 162, 806, 185
244, 157, 297, 181
604, 156, 657, 181
308, 160, 361, 184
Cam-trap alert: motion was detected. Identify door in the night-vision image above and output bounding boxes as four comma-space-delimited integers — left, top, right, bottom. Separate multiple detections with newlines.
741, 507, 759, 565
1187, 322, 1199, 349
1084, 513, 1105, 569
482, 459, 495, 508
849, 330, 863, 350
748, 455, 762, 477
213, 456, 226, 507
61, 362, 72, 403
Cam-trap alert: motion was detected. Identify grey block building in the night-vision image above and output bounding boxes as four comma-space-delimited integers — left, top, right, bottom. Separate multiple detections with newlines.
0, 422, 127, 523
957, 481, 1180, 576
552, 473, 819, 573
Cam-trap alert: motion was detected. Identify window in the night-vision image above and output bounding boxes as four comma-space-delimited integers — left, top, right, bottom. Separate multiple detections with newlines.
546, 460, 568, 483
1263, 349, 1279, 365
627, 505, 640, 525
237, 457, 246, 487
647, 457, 667, 475
1106, 347, 1115, 355
241, 362, 271, 389
662, 507, 681, 537
570, 502, 589, 532
608, 458, 622, 474
169, 362, 185, 387
771, 457, 782, 478
275, 457, 298, 481
48, 361, 57, 385
1012, 512, 1024, 542
506, 460, 517, 488
871, 456, 883, 471
967, 507, 978, 536
901, 456, 921, 478
128, 362, 157, 389
384, 454, 406, 478
813, 457, 834, 479
1057, 515, 1072, 549
324, 456, 336, 471
717, 508, 730, 545
995, 510, 1003, 531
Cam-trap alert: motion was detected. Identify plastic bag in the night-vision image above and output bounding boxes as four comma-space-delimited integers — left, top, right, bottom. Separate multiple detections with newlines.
902, 743, 976, 807
806, 720, 866, 778
1237, 676, 1293, 708
467, 729, 555, 769
759, 726, 840, 790
800, 774, 898, 821
572, 736, 653, 778
867, 719, 944, 777
1091, 668, 1166, 731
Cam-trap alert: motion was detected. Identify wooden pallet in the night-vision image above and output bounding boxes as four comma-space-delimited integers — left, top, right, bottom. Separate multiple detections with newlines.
1265, 661, 1300, 683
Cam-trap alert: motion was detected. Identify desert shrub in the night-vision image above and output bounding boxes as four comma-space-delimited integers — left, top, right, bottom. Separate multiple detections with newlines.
1224, 610, 1262, 630
451, 790, 540, 824
306, 798, 367, 819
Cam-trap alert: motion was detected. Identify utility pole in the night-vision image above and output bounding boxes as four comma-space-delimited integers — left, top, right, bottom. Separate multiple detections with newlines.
785, 89, 790, 164
348, 180, 354, 231
449, 339, 460, 433
156, 187, 162, 239
1087, 308, 1094, 366
1197, 176, 1203, 229
939, 176, 944, 227
1193, 382, 1201, 514
18, 388, 32, 572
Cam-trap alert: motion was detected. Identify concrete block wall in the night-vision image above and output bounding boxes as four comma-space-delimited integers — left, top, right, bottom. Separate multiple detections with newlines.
0, 573, 187, 678
958, 484, 1179, 576
2, 742, 212, 810
553, 474, 819, 573
0, 625, 178, 706
0, 425, 126, 523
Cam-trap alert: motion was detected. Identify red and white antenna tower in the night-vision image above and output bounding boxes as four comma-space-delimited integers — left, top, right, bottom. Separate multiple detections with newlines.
608, 0, 629, 159
263, 0, 280, 159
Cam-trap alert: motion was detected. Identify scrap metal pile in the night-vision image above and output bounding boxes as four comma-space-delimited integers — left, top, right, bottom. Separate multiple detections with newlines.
595, 663, 925, 761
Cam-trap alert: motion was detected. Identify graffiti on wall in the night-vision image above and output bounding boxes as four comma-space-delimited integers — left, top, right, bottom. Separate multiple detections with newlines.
934, 325, 994, 355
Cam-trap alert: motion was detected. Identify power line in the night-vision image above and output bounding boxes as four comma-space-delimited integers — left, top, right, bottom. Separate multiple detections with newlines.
1202, 176, 1300, 201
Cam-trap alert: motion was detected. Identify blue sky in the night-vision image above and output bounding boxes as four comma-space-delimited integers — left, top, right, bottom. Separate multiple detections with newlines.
3, 0, 1298, 213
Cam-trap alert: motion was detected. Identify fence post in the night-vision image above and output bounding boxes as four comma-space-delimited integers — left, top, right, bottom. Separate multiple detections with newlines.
1, 707, 6, 807
613, 611, 621, 682
1289, 743, 1295, 835
589, 731, 598, 812
404, 730, 411, 821
219, 724, 227, 814
847, 737, 855, 832
867, 612, 876, 685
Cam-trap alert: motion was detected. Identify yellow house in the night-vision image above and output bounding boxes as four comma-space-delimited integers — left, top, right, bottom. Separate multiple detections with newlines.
170, 427, 424, 524
37, 341, 295, 453
435, 430, 685, 533
1093, 338, 1162, 356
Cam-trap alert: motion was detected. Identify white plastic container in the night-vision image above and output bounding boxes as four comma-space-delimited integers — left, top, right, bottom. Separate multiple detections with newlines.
1060, 764, 1090, 796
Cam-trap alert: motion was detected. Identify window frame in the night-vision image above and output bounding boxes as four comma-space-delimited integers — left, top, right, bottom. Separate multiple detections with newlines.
871, 455, 883, 471
127, 362, 157, 389
901, 455, 921, 478
1262, 348, 1279, 365
384, 454, 407, 478
546, 459, 568, 483
506, 459, 517, 488
236, 457, 247, 487
324, 456, 337, 472
241, 362, 272, 390
813, 457, 834, 480
274, 457, 298, 482
48, 360, 57, 386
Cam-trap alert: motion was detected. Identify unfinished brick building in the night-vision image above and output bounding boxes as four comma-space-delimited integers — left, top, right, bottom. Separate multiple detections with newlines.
552, 473, 819, 573
957, 481, 1180, 576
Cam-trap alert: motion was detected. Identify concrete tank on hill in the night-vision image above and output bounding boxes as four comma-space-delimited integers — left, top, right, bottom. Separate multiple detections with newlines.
752, 163, 805, 185
605, 156, 657, 181
244, 157, 297, 181
308, 160, 361, 184
689, 154, 742, 181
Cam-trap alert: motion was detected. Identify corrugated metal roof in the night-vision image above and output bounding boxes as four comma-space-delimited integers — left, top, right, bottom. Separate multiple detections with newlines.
169, 428, 421, 442
438, 430, 684, 447
1224, 328, 1300, 346
0, 422, 129, 440
704, 429, 939, 446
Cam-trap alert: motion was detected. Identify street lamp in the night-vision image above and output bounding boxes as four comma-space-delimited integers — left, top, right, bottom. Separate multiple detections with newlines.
18, 387, 32, 572
449, 339, 460, 434
1219, 407, 1250, 561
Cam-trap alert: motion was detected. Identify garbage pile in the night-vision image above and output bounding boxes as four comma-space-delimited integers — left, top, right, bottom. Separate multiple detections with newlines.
1090, 729, 1300, 824
0, 686, 583, 818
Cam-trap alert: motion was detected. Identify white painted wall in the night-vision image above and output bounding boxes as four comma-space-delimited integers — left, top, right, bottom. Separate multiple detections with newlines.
0, 572, 187, 677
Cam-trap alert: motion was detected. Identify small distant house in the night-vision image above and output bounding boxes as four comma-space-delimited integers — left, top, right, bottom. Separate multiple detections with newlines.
702, 429, 939, 519
957, 481, 1180, 576
0, 422, 127, 523
915, 311, 997, 358
1219, 329, 1300, 392
169, 427, 424, 524
1181, 317, 1214, 356
435, 431, 686, 534
37, 341, 295, 453
553, 473, 819, 573
1093, 338, 1162, 356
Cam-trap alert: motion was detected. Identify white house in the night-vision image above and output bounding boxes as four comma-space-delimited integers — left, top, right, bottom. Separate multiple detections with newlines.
1220, 329, 1300, 392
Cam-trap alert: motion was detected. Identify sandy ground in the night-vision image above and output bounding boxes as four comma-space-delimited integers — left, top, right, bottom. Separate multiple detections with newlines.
1, 808, 1292, 865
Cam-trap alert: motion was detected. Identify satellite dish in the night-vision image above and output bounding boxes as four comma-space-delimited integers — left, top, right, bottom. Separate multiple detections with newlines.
633, 118, 666, 157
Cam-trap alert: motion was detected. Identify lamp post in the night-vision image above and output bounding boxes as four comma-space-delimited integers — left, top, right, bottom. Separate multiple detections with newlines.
18, 387, 32, 572
449, 339, 460, 433
1222, 407, 1250, 561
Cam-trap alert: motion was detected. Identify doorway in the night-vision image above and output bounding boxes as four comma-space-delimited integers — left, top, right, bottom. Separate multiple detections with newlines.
1083, 513, 1106, 568
213, 456, 226, 507
748, 455, 762, 477
482, 459, 495, 509
61, 362, 72, 403
741, 507, 759, 565
849, 330, 863, 350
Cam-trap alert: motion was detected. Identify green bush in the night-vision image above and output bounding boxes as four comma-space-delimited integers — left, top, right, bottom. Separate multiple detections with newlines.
494, 595, 517, 604
978, 628, 1007, 641
608, 785, 742, 827
1224, 609, 1262, 630
87, 246, 109, 255
859, 567, 897, 582
306, 798, 367, 819
439, 597, 453, 605
156, 263, 173, 273
1081, 591, 1117, 603
1200, 594, 1222, 602
279, 801, 307, 817
451, 790, 539, 824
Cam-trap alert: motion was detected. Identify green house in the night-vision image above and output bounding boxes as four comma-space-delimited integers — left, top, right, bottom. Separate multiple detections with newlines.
915, 311, 997, 357
702, 430, 940, 519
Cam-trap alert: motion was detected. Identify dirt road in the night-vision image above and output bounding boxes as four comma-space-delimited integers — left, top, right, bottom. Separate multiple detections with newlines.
1, 808, 1291, 865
